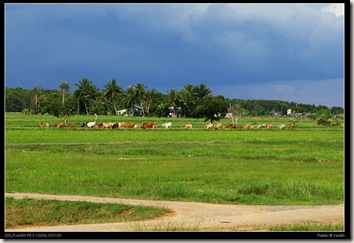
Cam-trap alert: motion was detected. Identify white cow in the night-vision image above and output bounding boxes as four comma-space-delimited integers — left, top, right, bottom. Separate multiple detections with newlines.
162, 122, 172, 129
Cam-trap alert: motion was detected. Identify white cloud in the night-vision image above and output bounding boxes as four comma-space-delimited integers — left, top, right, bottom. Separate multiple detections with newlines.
321, 4, 344, 17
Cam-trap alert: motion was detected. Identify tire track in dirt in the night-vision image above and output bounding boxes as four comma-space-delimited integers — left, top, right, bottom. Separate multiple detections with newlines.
5, 193, 344, 232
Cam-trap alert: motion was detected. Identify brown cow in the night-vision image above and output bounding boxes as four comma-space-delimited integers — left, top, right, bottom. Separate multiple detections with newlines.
54, 122, 65, 128
142, 122, 158, 129
243, 124, 251, 129
68, 123, 76, 128
266, 123, 273, 129
278, 124, 286, 129
288, 122, 295, 129
38, 122, 43, 127
228, 124, 236, 129
181, 124, 192, 129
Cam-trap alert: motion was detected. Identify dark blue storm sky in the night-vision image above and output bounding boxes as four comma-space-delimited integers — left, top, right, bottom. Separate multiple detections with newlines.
5, 3, 345, 107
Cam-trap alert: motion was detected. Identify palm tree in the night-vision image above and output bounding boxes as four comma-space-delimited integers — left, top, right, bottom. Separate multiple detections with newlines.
102, 79, 123, 115
193, 83, 211, 99
167, 89, 178, 108
59, 81, 70, 106
134, 82, 147, 116
74, 77, 98, 115
122, 86, 136, 116
32, 85, 43, 113
177, 84, 195, 117
143, 88, 158, 117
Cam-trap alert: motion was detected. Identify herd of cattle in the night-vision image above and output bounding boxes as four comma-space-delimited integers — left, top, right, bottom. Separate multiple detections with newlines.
38, 121, 296, 130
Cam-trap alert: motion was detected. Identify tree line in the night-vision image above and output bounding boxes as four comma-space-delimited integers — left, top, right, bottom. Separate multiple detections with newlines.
5, 77, 344, 121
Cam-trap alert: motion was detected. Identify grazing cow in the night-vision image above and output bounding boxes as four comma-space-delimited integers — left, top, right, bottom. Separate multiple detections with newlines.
256, 124, 262, 129
288, 122, 295, 129
112, 122, 119, 129
243, 124, 251, 129
205, 123, 214, 129
278, 124, 286, 129
81, 122, 88, 127
142, 122, 158, 129
228, 124, 237, 129
266, 123, 273, 129
125, 122, 135, 128
102, 122, 114, 128
45, 122, 50, 128
68, 123, 76, 128
162, 122, 172, 129
181, 124, 192, 129
54, 122, 65, 128
38, 122, 43, 127
214, 123, 223, 129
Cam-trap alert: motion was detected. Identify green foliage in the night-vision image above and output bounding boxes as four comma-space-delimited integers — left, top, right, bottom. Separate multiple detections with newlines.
316, 108, 339, 126
6, 80, 343, 119
193, 95, 228, 122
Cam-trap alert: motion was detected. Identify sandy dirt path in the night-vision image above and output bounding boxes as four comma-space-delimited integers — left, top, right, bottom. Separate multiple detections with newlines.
5, 193, 344, 232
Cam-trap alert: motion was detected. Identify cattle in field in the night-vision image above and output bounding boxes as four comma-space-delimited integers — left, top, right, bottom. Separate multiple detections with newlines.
228, 124, 236, 129
266, 123, 273, 129
162, 122, 172, 129
181, 124, 192, 129
68, 123, 76, 128
101, 122, 113, 128
45, 122, 50, 128
126, 122, 135, 128
205, 123, 214, 129
228, 124, 242, 129
55, 122, 65, 128
142, 122, 158, 129
278, 124, 286, 129
256, 124, 262, 129
214, 123, 223, 129
288, 122, 295, 129
112, 122, 119, 129
38, 122, 43, 127
243, 124, 251, 129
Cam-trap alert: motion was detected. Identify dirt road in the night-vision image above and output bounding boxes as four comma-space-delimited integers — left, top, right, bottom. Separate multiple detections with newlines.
5, 193, 344, 232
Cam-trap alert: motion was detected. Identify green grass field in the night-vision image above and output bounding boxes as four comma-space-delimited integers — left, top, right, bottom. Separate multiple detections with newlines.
5, 112, 344, 206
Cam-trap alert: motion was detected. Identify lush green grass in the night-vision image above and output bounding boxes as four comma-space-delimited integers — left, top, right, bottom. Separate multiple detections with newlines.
5, 112, 344, 205
5, 197, 170, 229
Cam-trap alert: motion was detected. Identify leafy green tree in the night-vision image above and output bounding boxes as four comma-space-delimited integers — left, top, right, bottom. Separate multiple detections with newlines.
194, 95, 228, 123
316, 108, 334, 126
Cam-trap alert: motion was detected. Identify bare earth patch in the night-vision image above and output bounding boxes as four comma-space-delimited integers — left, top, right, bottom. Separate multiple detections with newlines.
5, 193, 344, 232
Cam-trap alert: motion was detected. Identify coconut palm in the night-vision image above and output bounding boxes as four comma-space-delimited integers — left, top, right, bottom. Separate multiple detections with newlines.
59, 81, 70, 106
122, 86, 136, 116
177, 84, 195, 117
134, 82, 147, 116
74, 77, 98, 115
103, 79, 123, 115
32, 85, 43, 113
143, 88, 158, 117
